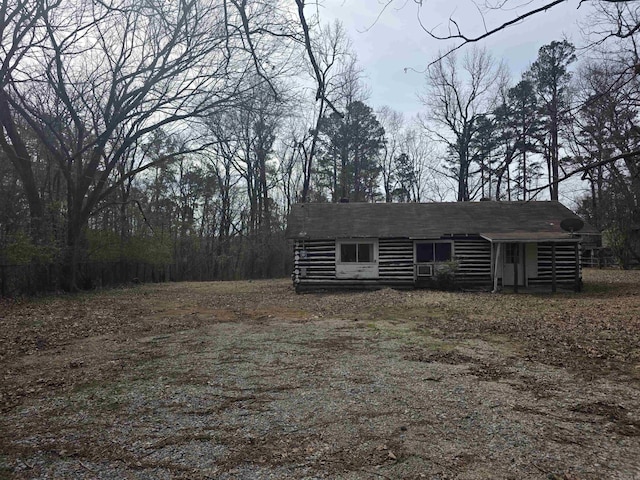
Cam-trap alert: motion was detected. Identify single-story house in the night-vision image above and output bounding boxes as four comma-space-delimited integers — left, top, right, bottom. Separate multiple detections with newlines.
285, 201, 599, 292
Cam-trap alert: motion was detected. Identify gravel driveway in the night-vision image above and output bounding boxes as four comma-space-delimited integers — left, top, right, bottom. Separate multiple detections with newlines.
1, 271, 640, 479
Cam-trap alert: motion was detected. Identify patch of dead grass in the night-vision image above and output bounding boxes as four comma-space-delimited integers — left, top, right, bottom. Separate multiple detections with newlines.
1, 269, 640, 479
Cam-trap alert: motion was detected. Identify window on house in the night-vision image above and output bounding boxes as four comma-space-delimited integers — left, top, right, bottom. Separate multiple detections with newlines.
416, 242, 452, 263
339, 242, 374, 263
505, 243, 520, 263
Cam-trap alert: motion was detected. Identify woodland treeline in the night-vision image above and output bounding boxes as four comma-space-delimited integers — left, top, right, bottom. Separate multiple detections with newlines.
1, 0, 639, 294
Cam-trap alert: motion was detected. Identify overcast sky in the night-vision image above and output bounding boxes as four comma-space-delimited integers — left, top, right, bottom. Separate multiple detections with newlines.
317, 0, 594, 205
320, 0, 590, 118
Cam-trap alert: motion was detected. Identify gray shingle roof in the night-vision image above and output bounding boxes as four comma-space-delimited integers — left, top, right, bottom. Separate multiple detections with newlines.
285, 201, 598, 240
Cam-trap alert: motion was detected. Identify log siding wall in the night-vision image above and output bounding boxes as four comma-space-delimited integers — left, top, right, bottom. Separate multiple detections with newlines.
293, 238, 581, 291
453, 239, 492, 285
529, 242, 580, 287
293, 239, 335, 283
378, 238, 414, 282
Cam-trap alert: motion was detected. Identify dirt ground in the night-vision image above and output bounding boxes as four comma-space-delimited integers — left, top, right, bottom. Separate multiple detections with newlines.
1, 269, 640, 479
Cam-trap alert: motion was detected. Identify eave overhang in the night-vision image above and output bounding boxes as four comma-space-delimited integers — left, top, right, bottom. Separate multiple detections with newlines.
480, 232, 582, 243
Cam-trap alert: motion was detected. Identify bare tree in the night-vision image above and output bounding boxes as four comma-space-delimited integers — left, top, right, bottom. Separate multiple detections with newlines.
420, 47, 507, 201
296, 19, 352, 202
204, 111, 243, 242
0, 0, 62, 232
275, 130, 304, 214
369, 0, 636, 63
0, 0, 298, 289
231, 83, 284, 233
397, 127, 442, 202
377, 106, 404, 202
569, 57, 640, 265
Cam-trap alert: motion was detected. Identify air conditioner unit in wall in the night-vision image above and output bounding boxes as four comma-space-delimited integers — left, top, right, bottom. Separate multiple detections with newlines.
416, 264, 433, 277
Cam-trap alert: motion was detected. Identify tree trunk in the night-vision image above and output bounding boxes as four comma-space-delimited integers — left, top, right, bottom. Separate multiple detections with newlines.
551, 126, 559, 201
301, 97, 325, 203
0, 92, 45, 233
62, 217, 85, 292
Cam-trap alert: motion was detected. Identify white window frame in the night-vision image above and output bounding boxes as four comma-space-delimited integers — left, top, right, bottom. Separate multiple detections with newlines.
336, 239, 378, 264
335, 239, 379, 279
414, 240, 454, 264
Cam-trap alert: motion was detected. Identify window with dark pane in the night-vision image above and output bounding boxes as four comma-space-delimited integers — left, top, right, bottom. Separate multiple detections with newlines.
416, 243, 435, 262
358, 243, 373, 262
416, 242, 452, 263
505, 243, 519, 263
340, 242, 375, 263
341, 244, 357, 263
434, 243, 452, 262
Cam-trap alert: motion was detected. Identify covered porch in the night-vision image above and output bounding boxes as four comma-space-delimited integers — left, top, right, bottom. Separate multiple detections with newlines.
481, 232, 582, 293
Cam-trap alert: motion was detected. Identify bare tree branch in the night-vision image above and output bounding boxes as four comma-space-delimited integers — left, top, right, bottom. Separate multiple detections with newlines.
417, 0, 568, 66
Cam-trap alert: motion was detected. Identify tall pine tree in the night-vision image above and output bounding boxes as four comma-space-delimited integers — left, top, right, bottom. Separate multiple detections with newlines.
526, 40, 576, 201
317, 101, 385, 202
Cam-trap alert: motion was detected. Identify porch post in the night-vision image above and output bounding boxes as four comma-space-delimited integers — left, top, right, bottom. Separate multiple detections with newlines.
513, 244, 519, 293
493, 243, 501, 293
574, 243, 580, 292
551, 243, 557, 293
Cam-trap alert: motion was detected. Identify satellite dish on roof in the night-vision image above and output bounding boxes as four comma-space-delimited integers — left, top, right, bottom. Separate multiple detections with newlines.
560, 218, 584, 233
